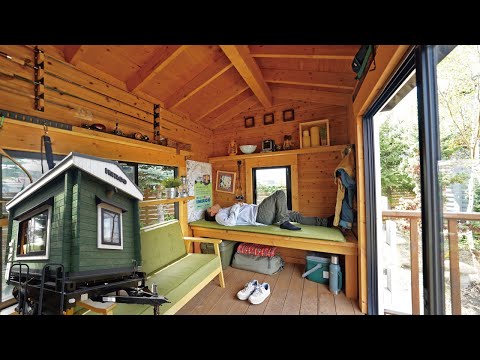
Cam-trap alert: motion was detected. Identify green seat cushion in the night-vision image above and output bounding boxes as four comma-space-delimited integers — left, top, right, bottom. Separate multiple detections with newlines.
108, 253, 219, 315
189, 220, 346, 242
140, 220, 187, 275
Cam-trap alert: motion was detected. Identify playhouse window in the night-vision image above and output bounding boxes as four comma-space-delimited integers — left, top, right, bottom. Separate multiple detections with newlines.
16, 205, 51, 259
97, 203, 123, 250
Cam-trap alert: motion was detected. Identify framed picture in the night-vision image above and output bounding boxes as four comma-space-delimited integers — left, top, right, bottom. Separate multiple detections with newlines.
244, 116, 255, 128
283, 109, 294, 122
263, 113, 274, 125
216, 171, 236, 194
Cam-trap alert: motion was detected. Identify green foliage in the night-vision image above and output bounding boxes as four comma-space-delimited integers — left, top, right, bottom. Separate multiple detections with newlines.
162, 177, 182, 188
379, 120, 416, 204
257, 184, 285, 196
137, 164, 175, 194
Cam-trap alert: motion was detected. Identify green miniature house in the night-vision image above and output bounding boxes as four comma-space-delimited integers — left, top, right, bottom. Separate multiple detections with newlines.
5, 152, 144, 278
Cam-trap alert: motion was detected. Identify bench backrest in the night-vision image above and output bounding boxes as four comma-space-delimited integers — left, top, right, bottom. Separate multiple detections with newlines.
140, 220, 186, 276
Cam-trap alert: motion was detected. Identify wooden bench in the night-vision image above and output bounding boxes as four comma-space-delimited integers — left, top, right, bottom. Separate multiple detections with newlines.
190, 223, 358, 299
93, 220, 225, 315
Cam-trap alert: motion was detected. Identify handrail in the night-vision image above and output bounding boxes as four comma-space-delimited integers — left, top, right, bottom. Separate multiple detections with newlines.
381, 209, 480, 315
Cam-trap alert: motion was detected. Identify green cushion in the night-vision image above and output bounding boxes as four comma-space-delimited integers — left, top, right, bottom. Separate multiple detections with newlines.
110, 253, 219, 315
140, 220, 187, 275
189, 220, 346, 242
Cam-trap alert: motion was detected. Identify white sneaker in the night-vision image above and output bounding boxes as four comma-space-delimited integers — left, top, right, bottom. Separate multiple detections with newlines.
248, 283, 271, 305
237, 279, 259, 300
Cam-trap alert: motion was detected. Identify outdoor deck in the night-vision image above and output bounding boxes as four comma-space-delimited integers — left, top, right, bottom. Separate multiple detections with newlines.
177, 263, 362, 315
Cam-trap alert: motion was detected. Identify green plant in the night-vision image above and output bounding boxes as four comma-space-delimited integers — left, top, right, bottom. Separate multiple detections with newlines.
162, 177, 182, 188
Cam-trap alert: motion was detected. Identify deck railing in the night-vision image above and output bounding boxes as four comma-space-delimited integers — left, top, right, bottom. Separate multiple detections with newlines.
382, 210, 480, 315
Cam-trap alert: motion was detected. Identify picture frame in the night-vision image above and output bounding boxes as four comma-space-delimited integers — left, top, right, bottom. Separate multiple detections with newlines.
216, 171, 236, 194
283, 109, 294, 122
263, 113, 274, 125
244, 116, 255, 128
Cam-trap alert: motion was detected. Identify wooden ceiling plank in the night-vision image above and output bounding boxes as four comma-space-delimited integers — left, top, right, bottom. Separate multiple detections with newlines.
211, 96, 259, 129
64, 45, 86, 65
220, 45, 272, 108
126, 45, 187, 91
193, 86, 249, 123
263, 69, 355, 90
249, 45, 359, 60
270, 85, 350, 107
165, 57, 233, 109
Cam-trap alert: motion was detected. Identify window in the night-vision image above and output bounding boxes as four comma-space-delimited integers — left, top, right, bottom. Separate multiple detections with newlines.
137, 163, 179, 226
16, 205, 52, 259
97, 203, 123, 250
253, 166, 292, 210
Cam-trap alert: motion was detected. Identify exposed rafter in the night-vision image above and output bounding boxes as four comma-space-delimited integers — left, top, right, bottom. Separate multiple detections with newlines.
249, 45, 359, 60
64, 45, 86, 65
270, 85, 350, 106
126, 45, 187, 92
165, 57, 233, 109
262, 69, 355, 90
220, 45, 272, 108
193, 86, 249, 123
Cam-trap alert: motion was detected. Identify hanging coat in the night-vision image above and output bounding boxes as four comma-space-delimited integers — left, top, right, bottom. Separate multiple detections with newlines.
333, 147, 356, 229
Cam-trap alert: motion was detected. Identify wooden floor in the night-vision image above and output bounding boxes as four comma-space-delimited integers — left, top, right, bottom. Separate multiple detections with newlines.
177, 263, 363, 315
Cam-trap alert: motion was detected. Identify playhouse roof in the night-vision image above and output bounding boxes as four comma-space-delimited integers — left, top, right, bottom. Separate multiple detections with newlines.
6, 152, 143, 210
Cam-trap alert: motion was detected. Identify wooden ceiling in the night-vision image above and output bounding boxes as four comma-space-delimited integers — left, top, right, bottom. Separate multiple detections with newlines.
55, 45, 359, 130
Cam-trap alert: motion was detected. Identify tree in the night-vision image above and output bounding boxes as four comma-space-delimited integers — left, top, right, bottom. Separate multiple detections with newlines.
437, 45, 480, 212
379, 119, 416, 206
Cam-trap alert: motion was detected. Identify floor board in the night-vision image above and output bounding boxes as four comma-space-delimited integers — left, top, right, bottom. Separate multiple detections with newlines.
179, 265, 363, 315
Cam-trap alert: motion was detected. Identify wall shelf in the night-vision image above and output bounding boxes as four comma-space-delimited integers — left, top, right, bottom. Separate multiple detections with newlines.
209, 144, 350, 162
139, 196, 195, 207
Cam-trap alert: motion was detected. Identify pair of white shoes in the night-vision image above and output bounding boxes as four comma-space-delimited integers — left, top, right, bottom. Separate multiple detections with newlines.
237, 279, 271, 304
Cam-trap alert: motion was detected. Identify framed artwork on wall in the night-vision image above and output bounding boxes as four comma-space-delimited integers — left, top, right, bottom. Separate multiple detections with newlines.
244, 116, 255, 128
216, 171, 236, 194
263, 113, 274, 125
283, 109, 294, 122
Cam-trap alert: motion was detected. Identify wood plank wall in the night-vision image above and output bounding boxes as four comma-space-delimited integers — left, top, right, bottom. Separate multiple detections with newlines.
0, 45, 212, 163
211, 100, 350, 264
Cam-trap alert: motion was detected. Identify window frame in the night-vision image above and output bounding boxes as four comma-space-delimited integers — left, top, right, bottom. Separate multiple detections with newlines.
97, 202, 123, 250
252, 165, 292, 210
15, 204, 52, 260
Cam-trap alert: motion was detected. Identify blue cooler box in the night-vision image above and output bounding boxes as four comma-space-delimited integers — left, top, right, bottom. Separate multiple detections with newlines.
302, 252, 330, 284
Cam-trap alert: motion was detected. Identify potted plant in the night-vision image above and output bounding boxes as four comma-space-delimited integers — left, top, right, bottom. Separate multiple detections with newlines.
162, 177, 182, 199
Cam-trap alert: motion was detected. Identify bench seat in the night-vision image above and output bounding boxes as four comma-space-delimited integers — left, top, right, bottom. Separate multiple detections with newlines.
189, 220, 358, 299
111, 253, 219, 315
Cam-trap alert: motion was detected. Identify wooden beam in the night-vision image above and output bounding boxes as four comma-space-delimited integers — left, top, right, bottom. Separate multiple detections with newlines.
193, 86, 249, 123
249, 45, 359, 60
165, 57, 233, 109
220, 45, 272, 108
63, 45, 86, 65
263, 69, 355, 90
126, 45, 187, 91
210, 95, 258, 129
270, 85, 350, 106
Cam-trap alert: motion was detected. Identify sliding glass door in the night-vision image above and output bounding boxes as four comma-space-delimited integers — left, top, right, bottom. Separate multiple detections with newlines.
363, 45, 480, 314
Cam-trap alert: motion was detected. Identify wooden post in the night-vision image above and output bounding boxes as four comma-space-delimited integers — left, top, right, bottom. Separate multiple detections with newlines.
448, 219, 461, 315
345, 254, 358, 299
410, 218, 420, 315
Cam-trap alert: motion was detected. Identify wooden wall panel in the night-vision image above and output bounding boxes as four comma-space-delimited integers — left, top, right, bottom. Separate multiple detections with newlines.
209, 100, 350, 265
212, 101, 348, 157
0, 45, 212, 162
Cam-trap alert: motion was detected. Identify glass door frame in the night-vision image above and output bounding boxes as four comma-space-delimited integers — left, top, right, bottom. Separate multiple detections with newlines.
363, 45, 445, 315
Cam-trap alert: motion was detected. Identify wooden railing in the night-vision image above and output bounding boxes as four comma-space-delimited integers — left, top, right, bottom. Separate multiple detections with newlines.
382, 210, 480, 315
